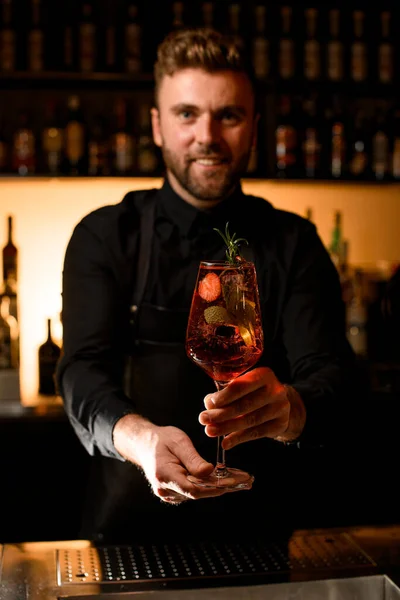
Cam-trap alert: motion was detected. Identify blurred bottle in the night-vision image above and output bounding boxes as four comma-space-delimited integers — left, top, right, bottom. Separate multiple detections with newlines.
38, 318, 61, 395
227, 2, 240, 37
346, 269, 368, 358
201, 1, 214, 28
329, 210, 344, 270
303, 8, 320, 81
326, 9, 344, 82
392, 106, 400, 180
275, 94, 299, 178
27, 0, 44, 72
330, 96, 346, 179
348, 109, 369, 180
252, 5, 270, 81
377, 10, 394, 85
125, 2, 142, 74
0, 295, 18, 368
350, 10, 368, 83
103, 0, 117, 72
111, 97, 134, 175
171, 1, 185, 30
278, 6, 295, 79
301, 94, 321, 178
63, 1, 75, 71
0, 0, 16, 72
2, 215, 17, 291
12, 110, 36, 176
88, 114, 110, 176
371, 105, 390, 181
79, 1, 97, 73
0, 113, 8, 173
136, 103, 158, 174
305, 207, 313, 221
64, 95, 86, 175
42, 100, 63, 175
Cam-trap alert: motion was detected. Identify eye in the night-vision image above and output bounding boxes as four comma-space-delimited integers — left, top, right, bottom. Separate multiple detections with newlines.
179, 110, 195, 121
219, 110, 242, 125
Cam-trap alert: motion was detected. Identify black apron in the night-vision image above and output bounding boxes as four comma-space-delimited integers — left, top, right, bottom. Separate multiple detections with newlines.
80, 196, 297, 545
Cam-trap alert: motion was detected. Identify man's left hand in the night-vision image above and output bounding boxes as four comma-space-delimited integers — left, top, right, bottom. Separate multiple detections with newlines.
199, 367, 306, 450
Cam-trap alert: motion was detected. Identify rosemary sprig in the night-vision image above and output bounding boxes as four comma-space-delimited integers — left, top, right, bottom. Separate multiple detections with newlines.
214, 222, 249, 266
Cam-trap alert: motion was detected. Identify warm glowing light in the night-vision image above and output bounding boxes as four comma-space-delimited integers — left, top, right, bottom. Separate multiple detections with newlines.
0, 177, 400, 405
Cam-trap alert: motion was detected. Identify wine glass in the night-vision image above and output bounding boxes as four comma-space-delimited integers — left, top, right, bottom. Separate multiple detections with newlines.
185, 260, 264, 489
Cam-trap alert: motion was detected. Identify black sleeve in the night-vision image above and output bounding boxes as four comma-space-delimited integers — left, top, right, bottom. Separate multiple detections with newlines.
56, 219, 136, 460
281, 221, 357, 447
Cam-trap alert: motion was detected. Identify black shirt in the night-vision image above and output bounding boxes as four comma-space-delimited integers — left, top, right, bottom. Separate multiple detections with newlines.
57, 179, 355, 460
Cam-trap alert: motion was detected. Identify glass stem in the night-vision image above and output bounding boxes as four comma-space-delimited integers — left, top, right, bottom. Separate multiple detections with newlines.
214, 380, 229, 477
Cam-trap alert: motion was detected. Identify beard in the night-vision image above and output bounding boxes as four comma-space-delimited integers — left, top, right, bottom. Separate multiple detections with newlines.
160, 143, 252, 202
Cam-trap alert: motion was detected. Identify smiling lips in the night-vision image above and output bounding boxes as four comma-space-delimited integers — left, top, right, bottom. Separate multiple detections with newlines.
192, 157, 227, 166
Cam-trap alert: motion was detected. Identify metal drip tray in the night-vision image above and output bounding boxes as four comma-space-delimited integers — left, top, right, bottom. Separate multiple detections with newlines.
57, 533, 375, 586
57, 575, 400, 600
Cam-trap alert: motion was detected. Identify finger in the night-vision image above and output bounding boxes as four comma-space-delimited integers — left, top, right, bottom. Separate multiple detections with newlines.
204, 401, 288, 437
222, 417, 289, 450
169, 437, 214, 478
200, 385, 286, 425
204, 367, 283, 409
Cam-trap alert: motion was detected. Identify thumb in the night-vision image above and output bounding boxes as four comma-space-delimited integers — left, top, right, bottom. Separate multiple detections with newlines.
176, 439, 214, 477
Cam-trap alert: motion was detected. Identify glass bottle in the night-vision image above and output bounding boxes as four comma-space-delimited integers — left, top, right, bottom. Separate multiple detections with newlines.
378, 11, 394, 85
371, 105, 389, 181
329, 210, 344, 269
301, 94, 321, 178
125, 2, 142, 74
0, 0, 16, 72
12, 110, 36, 176
79, 1, 97, 73
171, 1, 185, 30
111, 97, 134, 175
27, 0, 44, 72
303, 8, 320, 81
348, 109, 369, 180
2, 215, 17, 291
330, 96, 346, 179
326, 9, 344, 82
64, 95, 86, 176
42, 100, 63, 175
278, 6, 295, 79
88, 115, 110, 176
275, 94, 299, 178
38, 318, 61, 395
201, 2, 214, 28
252, 5, 269, 81
392, 106, 400, 180
227, 3, 240, 36
351, 10, 368, 83
0, 114, 8, 173
136, 103, 159, 174
346, 269, 368, 358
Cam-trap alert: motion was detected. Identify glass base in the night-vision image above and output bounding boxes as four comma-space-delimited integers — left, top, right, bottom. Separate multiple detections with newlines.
188, 467, 254, 490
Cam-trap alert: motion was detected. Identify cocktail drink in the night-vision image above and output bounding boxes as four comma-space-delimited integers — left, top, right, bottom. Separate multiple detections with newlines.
186, 257, 264, 489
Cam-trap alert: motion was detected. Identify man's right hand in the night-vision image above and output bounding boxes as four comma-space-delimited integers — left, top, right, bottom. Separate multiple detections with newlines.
113, 414, 246, 504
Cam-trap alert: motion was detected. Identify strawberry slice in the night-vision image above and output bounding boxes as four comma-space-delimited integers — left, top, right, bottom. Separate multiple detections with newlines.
198, 272, 221, 302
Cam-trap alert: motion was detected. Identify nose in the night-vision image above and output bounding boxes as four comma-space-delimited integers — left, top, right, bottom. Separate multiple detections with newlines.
195, 113, 221, 146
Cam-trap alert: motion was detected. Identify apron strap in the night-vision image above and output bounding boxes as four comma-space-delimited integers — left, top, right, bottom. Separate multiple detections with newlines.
130, 192, 157, 323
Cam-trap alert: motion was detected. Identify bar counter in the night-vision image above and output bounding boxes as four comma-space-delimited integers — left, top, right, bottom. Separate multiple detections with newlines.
1, 524, 400, 599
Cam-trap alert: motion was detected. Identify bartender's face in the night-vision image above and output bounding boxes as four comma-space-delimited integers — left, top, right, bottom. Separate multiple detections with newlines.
151, 68, 258, 209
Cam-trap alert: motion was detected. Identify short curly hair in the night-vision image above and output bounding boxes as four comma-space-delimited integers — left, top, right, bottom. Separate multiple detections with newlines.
153, 28, 255, 105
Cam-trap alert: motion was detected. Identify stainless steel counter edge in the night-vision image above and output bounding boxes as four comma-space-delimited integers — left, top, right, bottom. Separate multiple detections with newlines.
2, 525, 400, 600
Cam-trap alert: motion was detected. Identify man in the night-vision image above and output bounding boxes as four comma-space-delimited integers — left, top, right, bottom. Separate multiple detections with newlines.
57, 28, 355, 543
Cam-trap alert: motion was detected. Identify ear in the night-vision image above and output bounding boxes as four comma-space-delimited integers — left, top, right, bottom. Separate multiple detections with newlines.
151, 107, 162, 148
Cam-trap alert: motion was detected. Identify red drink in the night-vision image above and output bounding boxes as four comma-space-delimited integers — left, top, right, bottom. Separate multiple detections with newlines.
186, 262, 263, 385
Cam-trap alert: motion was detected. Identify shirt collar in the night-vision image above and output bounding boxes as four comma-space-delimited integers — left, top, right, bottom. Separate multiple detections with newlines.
157, 177, 246, 238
